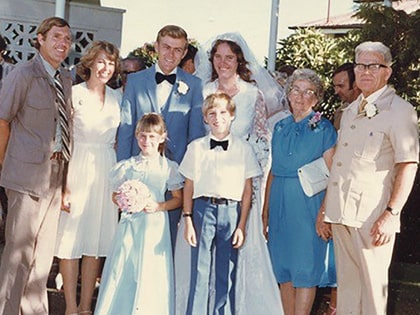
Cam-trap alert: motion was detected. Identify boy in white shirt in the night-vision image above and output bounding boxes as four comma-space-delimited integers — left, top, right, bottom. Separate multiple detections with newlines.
179, 92, 261, 315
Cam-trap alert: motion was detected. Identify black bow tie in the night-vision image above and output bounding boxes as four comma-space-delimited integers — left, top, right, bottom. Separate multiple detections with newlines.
155, 72, 176, 85
210, 139, 229, 151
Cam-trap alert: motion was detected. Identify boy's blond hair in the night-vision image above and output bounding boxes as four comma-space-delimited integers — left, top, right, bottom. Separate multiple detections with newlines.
202, 92, 236, 117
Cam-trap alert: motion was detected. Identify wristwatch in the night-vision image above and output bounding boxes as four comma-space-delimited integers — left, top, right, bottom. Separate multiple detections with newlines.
385, 206, 400, 216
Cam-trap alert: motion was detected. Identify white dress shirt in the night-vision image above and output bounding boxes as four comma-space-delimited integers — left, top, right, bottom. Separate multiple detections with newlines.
179, 134, 262, 201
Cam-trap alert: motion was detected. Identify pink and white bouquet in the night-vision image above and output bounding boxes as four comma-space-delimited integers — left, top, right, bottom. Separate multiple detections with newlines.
308, 111, 322, 130
115, 179, 151, 213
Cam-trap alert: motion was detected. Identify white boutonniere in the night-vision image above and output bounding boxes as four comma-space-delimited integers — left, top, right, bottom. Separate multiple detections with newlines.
365, 103, 378, 119
177, 81, 189, 95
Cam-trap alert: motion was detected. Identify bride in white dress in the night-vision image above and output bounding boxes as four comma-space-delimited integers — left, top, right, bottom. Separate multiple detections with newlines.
54, 41, 121, 315
175, 32, 287, 315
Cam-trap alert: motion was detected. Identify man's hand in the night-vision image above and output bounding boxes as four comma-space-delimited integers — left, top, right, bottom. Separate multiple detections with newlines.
370, 211, 397, 246
61, 188, 71, 213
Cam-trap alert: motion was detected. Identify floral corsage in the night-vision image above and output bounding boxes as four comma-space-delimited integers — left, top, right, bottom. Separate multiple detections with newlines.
177, 80, 189, 95
364, 103, 378, 119
308, 111, 322, 130
115, 179, 151, 213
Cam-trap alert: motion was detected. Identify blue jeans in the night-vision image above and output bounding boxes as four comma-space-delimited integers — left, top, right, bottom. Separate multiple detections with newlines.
187, 197, 240, 315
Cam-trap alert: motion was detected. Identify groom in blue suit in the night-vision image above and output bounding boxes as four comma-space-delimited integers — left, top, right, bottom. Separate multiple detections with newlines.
117, 25, 205, 248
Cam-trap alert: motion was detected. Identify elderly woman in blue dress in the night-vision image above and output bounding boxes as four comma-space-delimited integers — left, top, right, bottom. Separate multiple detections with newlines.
262, 68, 337, 315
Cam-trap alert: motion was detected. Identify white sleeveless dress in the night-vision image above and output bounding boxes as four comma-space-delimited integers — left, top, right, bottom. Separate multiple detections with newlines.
55, 83, 121, 258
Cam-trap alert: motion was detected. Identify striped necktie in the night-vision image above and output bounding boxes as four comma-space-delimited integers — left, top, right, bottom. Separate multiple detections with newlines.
358, 99, 368, 115
54, 71, 71, 161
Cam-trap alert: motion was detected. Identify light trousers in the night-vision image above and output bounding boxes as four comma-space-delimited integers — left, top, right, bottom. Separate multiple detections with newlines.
0, 160, 64, 315
332, 224, 395, 315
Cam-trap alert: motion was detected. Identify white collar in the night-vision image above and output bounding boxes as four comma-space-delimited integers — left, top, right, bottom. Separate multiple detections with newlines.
155, 63, 177, 75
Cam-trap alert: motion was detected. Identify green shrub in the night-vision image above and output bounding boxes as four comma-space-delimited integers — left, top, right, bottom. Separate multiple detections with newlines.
274, 4, 420, 119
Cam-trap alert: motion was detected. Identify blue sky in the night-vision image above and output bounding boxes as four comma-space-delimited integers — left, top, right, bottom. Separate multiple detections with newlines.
101, 0, 355, 63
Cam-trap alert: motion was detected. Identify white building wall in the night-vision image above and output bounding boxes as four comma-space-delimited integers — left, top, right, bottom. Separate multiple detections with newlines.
0, 0, 124, 67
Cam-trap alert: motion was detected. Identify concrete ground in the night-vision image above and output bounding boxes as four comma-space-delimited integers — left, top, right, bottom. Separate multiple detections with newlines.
1, 220, 419, 315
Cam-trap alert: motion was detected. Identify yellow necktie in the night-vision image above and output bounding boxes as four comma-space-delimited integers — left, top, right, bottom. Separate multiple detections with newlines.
358, 99, 368, 114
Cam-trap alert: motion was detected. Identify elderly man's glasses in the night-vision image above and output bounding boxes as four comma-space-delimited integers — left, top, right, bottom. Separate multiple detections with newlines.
289, 87, 316, 99
354, 63, 388, 73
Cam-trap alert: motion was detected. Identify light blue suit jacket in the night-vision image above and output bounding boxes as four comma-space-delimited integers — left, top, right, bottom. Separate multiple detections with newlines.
117, 65, 205, 164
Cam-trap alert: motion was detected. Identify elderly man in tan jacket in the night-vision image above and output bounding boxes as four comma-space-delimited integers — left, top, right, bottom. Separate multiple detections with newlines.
323, 41, 419, 315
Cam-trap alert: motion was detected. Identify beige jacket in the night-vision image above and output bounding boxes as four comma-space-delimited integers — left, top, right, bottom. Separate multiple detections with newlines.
0, 53, 72, 197
325, 86, 419, 232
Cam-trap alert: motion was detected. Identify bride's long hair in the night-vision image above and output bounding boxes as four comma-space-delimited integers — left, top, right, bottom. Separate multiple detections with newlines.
209, 39, 255, 84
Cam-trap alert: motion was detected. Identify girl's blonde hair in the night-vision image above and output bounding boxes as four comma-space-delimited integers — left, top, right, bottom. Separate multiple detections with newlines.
135, 113, 167, 155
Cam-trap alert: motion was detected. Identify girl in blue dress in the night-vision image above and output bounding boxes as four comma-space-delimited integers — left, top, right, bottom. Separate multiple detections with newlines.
94, 113, 183, 315
262, 69, 337, 315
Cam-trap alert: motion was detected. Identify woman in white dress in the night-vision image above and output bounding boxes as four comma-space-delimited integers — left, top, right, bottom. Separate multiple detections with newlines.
175, 32, 287, 315
54, 41, 121, 315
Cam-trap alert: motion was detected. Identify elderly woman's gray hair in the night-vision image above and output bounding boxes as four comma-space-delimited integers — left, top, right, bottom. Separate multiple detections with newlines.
355, 41, 392, 66
285, 68, 324, 101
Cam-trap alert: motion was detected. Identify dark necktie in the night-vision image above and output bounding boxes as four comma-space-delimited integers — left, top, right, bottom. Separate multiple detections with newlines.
155, 72, 176, 85
54, 71, 71, 161
210, 138, 229, 151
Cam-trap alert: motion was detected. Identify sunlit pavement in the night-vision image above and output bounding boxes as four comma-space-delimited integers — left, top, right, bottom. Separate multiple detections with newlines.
1, 221, 419, 315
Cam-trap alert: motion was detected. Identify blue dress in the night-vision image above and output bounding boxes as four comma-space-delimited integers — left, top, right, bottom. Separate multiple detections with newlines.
94, 154, 183, 315
267, 112, 337, 287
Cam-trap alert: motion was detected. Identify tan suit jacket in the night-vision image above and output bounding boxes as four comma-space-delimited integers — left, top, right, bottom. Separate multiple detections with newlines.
325, 86, 419, 232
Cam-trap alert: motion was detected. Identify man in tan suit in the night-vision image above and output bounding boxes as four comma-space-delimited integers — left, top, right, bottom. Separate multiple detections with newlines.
324, 42, 419, 314
0, 17, 72, 314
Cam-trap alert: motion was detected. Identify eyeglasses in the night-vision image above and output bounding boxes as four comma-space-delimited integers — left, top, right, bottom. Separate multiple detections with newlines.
288, 87, 316, 99
354, 63, 388, 73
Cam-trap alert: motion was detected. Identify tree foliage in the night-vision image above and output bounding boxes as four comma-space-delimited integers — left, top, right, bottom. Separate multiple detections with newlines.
354, 3, 420, 112
275, 3, 420, 119
129, 42, 158, 68
275, 28, 358, 118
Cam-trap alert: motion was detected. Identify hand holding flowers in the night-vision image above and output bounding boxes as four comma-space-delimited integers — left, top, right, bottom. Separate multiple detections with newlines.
115, 180, 153, 213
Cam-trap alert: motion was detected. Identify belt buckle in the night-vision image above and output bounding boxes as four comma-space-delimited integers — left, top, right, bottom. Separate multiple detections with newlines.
211, 197, 228, 205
